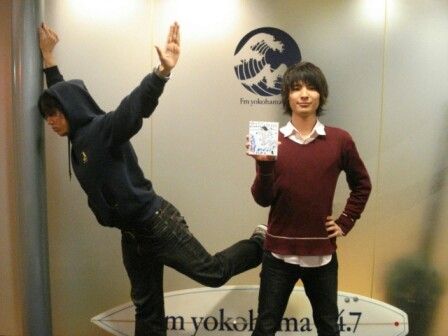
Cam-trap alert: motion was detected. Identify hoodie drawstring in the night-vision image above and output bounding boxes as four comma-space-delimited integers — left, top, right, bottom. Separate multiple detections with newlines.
68, 138, 72, 180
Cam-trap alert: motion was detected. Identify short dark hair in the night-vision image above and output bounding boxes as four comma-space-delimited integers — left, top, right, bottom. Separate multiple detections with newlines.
281, 61, 329, 116
38, 92, 65, 119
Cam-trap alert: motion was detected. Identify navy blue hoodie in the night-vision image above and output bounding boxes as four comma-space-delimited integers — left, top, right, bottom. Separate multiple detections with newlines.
39, 66, 166, 229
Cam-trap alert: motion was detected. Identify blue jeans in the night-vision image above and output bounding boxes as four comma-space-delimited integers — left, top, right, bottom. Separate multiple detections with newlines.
121, 198, 263, 336
252, 251, 339, 336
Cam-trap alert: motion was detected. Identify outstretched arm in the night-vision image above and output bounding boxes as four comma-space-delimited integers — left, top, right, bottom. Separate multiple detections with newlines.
39, 23, 64, 86
105, 22, 181, 146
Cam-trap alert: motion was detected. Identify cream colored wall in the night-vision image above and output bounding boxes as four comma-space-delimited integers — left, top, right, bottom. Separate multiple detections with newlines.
41, 1, 447, 335
374, 2, 448, 334
0, 0, 22, 335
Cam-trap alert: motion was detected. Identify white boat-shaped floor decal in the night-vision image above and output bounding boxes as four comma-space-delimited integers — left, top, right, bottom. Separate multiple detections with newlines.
91, 285, 408, 336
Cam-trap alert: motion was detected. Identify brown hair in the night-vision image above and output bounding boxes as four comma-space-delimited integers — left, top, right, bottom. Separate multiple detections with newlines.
281, 61, 329, 116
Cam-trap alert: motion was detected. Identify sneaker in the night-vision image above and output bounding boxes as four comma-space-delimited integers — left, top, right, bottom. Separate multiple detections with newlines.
251, 224, 267, 241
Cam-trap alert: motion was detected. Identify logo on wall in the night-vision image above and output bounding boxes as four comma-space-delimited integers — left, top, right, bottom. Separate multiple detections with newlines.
234, 27, 301, 97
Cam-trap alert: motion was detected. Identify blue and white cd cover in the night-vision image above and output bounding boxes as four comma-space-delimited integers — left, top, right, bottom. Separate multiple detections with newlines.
248, 121, 279, 156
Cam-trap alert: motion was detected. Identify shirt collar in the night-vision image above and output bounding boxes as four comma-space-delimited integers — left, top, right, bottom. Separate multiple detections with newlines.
280, 119, 326, 138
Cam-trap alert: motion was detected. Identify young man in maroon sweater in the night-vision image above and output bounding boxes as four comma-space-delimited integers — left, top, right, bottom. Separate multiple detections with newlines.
247, 62, 372, 336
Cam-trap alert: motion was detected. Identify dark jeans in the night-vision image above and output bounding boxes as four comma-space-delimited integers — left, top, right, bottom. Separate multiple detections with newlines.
252, 251, 339, 336
121, 198, 263, 336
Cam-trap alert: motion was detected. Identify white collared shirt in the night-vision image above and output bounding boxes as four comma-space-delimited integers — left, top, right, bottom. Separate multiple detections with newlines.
280, 119, 326, 144
271, 119, 332, 268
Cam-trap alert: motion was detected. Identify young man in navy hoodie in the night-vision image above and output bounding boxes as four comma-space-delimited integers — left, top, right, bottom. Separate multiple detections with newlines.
38, 23, 266, 336
247, 62, 371, 336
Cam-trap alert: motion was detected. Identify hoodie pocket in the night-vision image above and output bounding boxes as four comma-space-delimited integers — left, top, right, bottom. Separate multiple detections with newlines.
101, 184, 118, 209
86, 186, 121, 227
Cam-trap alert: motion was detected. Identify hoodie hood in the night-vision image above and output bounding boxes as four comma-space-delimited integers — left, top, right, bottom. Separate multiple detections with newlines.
39, 79, 105, 139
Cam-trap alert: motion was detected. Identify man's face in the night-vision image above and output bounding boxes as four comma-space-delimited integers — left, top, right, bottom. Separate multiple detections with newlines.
45, 109, 69, 136
288, 81, 320, 118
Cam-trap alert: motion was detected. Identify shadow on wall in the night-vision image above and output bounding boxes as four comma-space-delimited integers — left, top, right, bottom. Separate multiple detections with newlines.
385, 110, 447, 336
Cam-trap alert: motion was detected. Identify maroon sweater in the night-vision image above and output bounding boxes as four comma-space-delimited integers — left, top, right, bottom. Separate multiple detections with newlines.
252, 126, 371, 256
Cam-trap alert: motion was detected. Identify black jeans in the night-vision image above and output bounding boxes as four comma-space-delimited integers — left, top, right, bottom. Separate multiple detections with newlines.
121, 198, 263, 336
252, 251, 340, 336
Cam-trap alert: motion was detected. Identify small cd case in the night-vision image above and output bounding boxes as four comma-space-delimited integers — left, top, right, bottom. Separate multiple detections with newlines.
248, 121, 279, 156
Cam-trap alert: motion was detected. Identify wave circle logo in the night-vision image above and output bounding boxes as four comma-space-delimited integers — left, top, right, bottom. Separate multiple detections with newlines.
234, 27, 301, 97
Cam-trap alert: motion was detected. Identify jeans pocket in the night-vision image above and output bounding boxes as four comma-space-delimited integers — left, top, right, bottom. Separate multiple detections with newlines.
139, 201, 191, 252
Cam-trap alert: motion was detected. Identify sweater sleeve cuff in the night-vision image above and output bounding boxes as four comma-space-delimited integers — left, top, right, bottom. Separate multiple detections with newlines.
153, 66, 170, 81
43, 65, 60, 76
137, 72, 167, 101
148, 71, 168, 89
335, 214, 355, 235
256, 161, 275, 175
